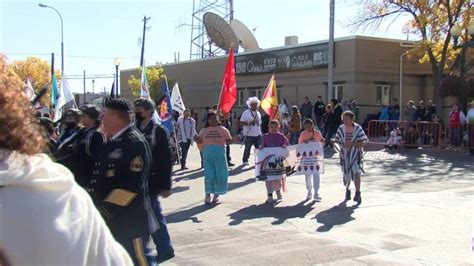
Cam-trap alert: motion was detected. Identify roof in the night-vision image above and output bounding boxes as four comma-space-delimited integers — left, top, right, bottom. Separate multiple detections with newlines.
122, 35, 418, 72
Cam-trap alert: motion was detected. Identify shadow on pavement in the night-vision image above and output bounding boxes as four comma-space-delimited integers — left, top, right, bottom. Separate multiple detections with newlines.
313, 201, 357, 232
166, 204, 217, 224
228, 200, 316, 226
172, 186, 190, 194
229, 164, 255, 176
228, 178, 255, 192
173, 169, 204, 183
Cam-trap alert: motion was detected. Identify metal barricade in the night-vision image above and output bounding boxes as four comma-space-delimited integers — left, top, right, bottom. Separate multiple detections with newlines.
367, 120, 442, 148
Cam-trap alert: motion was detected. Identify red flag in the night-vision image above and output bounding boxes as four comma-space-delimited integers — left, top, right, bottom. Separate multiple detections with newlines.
261, 73, 278, 119
219, 48, 237, 113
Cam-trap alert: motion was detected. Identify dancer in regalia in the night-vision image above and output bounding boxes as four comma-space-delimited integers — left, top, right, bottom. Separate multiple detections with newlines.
334, 111, 368, 205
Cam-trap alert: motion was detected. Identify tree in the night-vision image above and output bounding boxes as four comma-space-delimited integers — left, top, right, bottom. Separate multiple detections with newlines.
9, 57, 61, 107
128, 65, 166, 102
350, 0, 472, 110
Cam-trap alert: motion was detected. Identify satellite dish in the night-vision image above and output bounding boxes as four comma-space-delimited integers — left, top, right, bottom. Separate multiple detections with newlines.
203, 12, 239, 51
230, 19, 260, 51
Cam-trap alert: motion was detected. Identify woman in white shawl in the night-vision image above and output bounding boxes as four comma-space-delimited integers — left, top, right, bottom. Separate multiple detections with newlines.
0, 54, 132, 266
334, 111, 368, 205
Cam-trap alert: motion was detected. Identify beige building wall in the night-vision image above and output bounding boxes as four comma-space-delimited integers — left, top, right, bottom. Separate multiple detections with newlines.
121, 36, 441, 127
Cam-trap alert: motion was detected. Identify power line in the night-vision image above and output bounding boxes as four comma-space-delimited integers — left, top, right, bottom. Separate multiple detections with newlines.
3, 52, 140, 59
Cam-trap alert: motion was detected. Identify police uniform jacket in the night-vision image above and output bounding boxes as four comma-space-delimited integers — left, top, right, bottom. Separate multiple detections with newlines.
55, 126, 106, 188
91, 125, 155, 239
137, 120, 172, 195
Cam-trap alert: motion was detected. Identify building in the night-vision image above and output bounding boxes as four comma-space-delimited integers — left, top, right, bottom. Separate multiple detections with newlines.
73, 92, 109, 107
121, 35, 442, 128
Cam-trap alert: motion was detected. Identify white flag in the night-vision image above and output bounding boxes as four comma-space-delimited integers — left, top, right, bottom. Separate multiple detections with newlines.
140, 64, 149, 98
170, 82, 186, 114
54, 74, 77, 122
25, 78, 35, 101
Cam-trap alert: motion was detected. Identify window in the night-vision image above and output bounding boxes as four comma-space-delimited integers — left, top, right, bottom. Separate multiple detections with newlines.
376, 85, 391, 105
249, 88, 262, 99
333, 85, 343, 102
237, 89, 245, 106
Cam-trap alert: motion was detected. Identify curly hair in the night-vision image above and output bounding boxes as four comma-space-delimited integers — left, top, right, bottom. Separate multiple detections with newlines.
0, 54, 46, 155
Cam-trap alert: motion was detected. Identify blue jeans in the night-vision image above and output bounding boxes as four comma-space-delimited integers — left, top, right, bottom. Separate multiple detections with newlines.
242, 136, 261, 163
150, 195, 174, 258
179, 140, 191, 168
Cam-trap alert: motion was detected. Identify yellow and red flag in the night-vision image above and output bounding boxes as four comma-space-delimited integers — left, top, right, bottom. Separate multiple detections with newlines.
261, 73, 279, 119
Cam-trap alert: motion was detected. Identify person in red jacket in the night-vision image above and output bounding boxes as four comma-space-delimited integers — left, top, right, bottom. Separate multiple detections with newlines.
448, 103, 466, 148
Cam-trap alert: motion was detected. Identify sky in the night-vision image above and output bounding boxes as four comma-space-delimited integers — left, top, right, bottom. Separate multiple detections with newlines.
1, 0, 412, 94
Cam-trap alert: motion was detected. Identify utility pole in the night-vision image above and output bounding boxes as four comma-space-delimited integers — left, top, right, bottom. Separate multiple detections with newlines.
92, 79, 95, 94
83, 70, 86, 104
327, 0, 335, 103
140, 16, 151, 67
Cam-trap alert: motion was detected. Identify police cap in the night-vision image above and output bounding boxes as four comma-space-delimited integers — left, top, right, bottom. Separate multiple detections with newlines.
134, 97, 156, 111
64, 108, 82, 118
80, 104, 101, 120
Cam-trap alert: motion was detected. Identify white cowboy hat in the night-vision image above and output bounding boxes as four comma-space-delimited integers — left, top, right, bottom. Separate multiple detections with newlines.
246, 97, 260, 108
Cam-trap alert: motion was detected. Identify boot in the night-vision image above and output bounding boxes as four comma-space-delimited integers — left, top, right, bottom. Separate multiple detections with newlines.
345, 189, 351, 201
354, 191, 362, 205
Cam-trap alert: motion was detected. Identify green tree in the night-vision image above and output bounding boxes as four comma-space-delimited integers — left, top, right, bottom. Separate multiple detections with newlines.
128, 65, 165, 102
350, 0, 472, 108
9, 57, 61, 107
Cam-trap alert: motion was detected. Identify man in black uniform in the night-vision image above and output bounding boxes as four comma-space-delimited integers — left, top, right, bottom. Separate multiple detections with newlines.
134, 98, 175, 263
56, 109, 82, 146
91, 97, 156, 265
54, 105, 106, 189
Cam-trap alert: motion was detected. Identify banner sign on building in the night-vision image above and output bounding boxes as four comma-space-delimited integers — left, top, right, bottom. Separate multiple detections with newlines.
255, 142, 324, 181
235, 43, 330, 75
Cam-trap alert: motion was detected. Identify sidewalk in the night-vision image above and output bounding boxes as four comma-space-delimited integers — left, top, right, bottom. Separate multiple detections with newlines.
161, 144, 473, 265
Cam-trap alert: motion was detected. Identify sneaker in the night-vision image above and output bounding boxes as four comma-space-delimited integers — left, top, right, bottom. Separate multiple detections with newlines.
266, 196, 274, 203
276, 191, 283, 200
354, 191, 362, 205
156, 252, 175, 264
314, 194, 322, 202
228, 162, 235, 167
242, 161, 249, 166
212, 195, 220, 204
345, 189, 351, 201
306, 192, 312, 201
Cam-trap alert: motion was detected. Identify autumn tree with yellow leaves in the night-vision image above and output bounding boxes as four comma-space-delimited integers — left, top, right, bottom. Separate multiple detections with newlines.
128, 65, 165, 102
9, 56, 61, 107
351, 0, 472, 108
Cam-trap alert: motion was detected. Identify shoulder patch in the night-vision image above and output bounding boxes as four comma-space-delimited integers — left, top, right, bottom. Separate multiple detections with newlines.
130, 156, 144, 172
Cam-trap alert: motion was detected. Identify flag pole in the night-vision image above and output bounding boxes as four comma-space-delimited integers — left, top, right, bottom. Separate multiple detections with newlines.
164, 75, 182, 161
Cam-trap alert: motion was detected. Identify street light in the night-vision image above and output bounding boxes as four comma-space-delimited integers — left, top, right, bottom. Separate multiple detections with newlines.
114, 58, 120, 97
450, 20, 474, 81
38, 3, 64, 76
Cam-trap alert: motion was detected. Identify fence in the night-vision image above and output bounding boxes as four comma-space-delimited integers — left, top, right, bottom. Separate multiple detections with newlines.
366, 120, 474, 149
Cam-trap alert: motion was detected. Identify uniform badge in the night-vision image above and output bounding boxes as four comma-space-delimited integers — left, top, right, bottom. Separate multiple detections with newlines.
130, 156, 144, 172
108, 148, 123, 159
106, 169, 115, 177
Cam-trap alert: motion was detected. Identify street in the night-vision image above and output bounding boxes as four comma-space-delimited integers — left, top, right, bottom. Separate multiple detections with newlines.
160, 145, 474, 265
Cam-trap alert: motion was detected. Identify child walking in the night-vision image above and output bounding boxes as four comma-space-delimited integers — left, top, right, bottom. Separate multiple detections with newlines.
298, 119, 324, 201
334, 111, 368, 205
262, 120, 289, 203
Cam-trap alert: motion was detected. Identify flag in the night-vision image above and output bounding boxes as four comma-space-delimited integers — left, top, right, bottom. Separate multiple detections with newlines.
53, 74, 76, 122
25, 77, 42, 109
218, 47, 237, 114
50, 74, 59, 119
261, 73, 279, 119
140, 64, 149, 98
159, 76, 174, 133
110, 81, 115, 98
170, 82, 186, 114
25, 77, 35, 100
